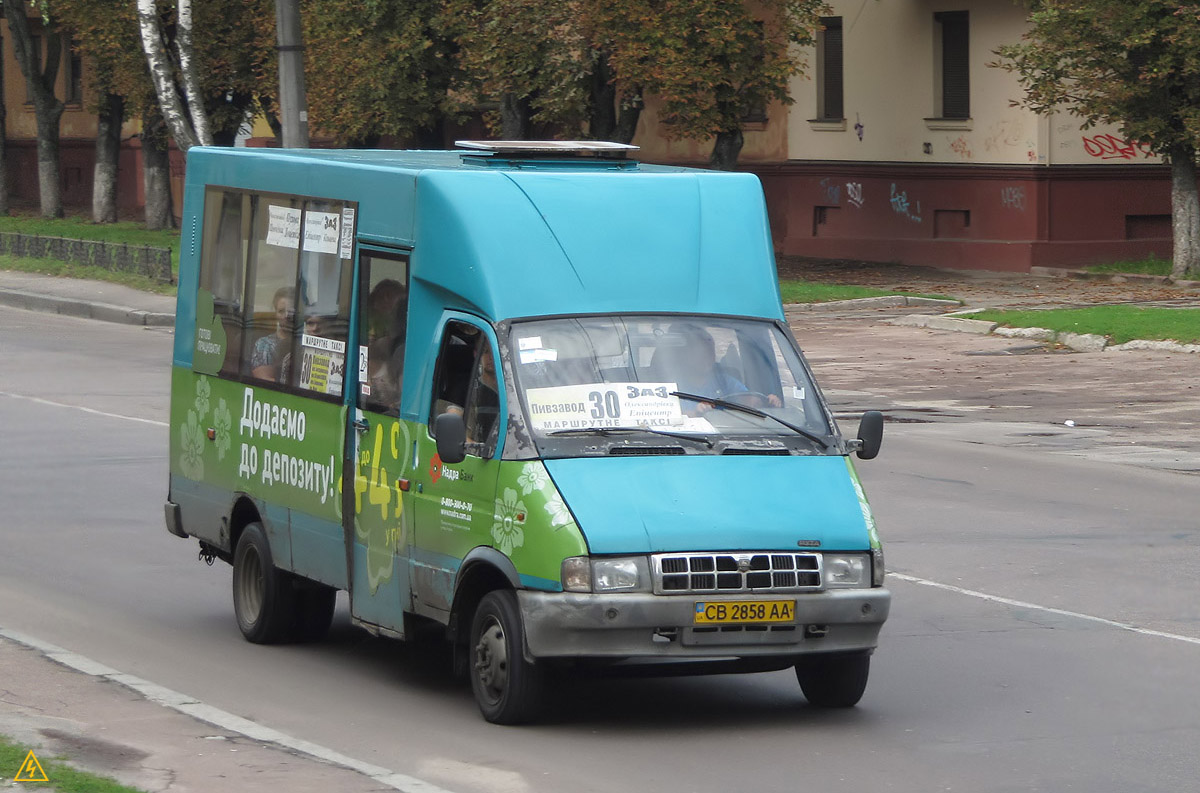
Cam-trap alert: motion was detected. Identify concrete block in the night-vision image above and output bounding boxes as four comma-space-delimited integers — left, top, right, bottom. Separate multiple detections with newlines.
1107, 339, 1200, 354
1058, 331, 1108, 353
923, 315, 998, 334
994, 326, 1055, 341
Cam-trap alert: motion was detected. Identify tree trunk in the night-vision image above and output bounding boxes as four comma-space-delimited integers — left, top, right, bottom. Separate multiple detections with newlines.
588, 52, 617, 140
93, 92, 124, 223
142, 111, 174, 230
710, 128, 744, 170
4, 0, 66, 217
0, 38, 8, 216
613, 92, 643, 145
500, 93, 531, 140
136, 0, 208, 150
1169, 145, 1200, 281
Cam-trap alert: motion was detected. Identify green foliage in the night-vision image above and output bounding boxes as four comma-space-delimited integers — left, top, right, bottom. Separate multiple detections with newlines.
1084, 256, 1172, 276
973, 305, 1200, 345
0, 734, 151, 793
778, 280, 952, 304
994, 1, 1200, 156
303, 0, 461, 144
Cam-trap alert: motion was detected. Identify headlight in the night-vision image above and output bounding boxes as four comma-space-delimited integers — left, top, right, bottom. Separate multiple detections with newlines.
593, 559, 640, 591
823, 553, 869, 588
561, 557, 647, 593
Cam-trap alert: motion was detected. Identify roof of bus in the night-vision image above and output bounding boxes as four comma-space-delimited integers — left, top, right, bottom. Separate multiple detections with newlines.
183, 147, 784, 322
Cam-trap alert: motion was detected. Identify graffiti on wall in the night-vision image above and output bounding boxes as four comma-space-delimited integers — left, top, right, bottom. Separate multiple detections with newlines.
1000, 185, 1026, 211
819, 178, 842, 205
984, 120, 1024, 153
1082, 134, 1153, 160
846, 182, 864, 209
889, 184, 922, 223
949, 136, 972, 159
854, 114, 865, 142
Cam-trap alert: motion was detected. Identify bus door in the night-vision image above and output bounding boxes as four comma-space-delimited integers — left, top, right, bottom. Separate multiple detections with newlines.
346, 249, 413, 634
410, 318, 505, 620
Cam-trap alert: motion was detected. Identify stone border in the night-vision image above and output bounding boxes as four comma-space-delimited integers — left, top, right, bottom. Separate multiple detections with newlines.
1030, 266, 1200, 290
0, 288, 174, 327
790, 295, 962, 312
885, 312, 1200, 353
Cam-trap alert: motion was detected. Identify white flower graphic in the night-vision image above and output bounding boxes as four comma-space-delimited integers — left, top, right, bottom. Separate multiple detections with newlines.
212, 397, 232, 461
516, 463, 549, 496
544, 492, 573, 528
193, 376, 211, 419
491, 487, 527, 554
179, 409, 205, 480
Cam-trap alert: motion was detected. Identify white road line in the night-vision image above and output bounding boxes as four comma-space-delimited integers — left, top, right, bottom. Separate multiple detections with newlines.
0, 391, 167, 428
0, 627, 459, 793
891, 572, 1200, 646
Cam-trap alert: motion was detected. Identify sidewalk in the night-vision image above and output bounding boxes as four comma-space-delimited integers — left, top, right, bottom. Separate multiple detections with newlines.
0, 271, 175, 326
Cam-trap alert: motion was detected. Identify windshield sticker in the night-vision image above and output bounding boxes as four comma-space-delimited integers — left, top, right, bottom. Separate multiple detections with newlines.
792, 387, 806, 400
339, 207, 355, 259
519, 348, 558, 364
265, 205, 301, 249
525, 383, 683, 431
518, 336, 543, 350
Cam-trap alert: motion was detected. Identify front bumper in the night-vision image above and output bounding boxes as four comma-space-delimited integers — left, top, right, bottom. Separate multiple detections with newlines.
519, 587, 890, 660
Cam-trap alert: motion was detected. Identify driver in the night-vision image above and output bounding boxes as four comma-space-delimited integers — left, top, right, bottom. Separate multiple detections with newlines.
669, 326, 782, 413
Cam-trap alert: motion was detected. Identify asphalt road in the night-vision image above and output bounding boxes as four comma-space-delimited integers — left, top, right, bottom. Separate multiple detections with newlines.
1, 306, 1198, 793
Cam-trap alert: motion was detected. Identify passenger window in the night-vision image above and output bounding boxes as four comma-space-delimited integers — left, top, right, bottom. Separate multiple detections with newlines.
429, 322, 501, 457
198, 189, 249, 376
286, 199, 353, 398
241, 195, 302, 384
358, 253, 409, 415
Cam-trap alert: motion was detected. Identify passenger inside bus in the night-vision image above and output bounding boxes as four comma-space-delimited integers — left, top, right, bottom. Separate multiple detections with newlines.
251, 286, 295, 382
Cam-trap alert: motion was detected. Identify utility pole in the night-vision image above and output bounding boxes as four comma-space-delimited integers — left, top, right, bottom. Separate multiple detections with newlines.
275, 0, 309, 148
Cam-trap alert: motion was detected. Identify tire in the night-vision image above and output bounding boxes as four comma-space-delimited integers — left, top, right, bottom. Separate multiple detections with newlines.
469, 589, 545, 724
795, 652, 871, 708
232, 522, 295, 644
290, 581, 336, 643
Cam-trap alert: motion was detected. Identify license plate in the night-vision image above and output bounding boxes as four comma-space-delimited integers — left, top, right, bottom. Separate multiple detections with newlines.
693, 600, 795, 625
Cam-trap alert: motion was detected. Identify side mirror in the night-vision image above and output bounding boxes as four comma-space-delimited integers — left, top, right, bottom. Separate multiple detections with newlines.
434, 412, 467, 464
855, 410, 884, 460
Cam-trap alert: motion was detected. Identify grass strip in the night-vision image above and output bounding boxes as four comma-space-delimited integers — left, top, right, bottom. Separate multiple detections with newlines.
972, 305, 1200, 345
1, 734, 148, 793
0, 255, 177, 295
1084, 256, 1171, 276
0, 213, 179, 280
779, 279, 953, 304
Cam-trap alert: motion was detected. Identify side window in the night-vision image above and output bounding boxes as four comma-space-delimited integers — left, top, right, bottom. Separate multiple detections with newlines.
241, 196, 302, 384
358, 253, 410, 414
288, 200, 353, 397
429, 322, 501, 457
198, 189, 249, 377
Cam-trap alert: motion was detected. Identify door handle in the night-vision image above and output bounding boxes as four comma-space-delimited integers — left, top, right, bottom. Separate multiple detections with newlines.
353, 417, 369, 434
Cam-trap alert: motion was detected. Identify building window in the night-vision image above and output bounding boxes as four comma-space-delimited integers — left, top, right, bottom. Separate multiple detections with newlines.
66, 41, 83, 105
934, 11, 969, 120
817, 16, 843, 121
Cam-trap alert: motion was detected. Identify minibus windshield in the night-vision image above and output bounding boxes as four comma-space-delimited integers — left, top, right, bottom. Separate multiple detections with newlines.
508, 315, 835, 456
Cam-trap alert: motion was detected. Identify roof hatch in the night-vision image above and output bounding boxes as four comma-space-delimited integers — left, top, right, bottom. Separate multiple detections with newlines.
455, 140, 640, 169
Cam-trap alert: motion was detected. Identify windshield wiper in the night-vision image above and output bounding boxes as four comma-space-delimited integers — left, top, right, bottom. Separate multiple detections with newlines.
669, 391, 833, 450
547, 426, 714, 448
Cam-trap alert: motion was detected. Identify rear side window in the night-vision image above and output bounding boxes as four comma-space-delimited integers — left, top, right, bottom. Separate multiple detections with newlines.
196, 188, 356, 401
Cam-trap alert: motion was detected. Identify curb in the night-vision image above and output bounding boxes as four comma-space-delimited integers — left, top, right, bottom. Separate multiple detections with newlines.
0, 288, 174, 327
884, 313, 1200, 354
1030, 266, 1200, 289
788, 295, 962, 311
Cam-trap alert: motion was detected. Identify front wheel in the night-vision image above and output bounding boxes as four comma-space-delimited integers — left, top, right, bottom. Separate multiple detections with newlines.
795, 652, 871, 708
232, 522, 294, 644
469, 590, 545, 724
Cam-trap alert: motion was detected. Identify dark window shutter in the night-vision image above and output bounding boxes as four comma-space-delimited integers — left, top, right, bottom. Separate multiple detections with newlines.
821, 17, 844, 120
937, 11, 969, 119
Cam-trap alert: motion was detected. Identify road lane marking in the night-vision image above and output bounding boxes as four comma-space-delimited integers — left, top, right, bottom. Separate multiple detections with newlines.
0, 626, 460, 793
891, 572, 1200, 646
0, 390, 167, 428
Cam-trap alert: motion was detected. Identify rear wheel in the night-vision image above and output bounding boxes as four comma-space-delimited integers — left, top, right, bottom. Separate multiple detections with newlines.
795, 652, 871, 708
232, 522, 294, 644
290, 581, 336, 642
469, 589, 545, 724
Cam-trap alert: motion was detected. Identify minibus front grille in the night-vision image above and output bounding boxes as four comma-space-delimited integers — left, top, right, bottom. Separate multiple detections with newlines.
609, 446, 687, 456
653, 552, 823, 593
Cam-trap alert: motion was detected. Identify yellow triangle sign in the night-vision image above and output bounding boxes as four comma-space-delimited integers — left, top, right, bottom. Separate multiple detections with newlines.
13, 749, 49, 782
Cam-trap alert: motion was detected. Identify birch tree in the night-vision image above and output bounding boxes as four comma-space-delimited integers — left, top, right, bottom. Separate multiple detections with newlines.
136, 0, 211, 150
